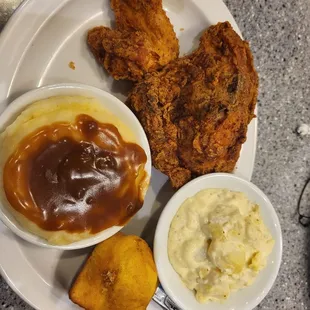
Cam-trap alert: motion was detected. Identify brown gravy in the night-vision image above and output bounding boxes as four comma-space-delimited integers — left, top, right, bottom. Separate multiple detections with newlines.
3, 114, 147, 233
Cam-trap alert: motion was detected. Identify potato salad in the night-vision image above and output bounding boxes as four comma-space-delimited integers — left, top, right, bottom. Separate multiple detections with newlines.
168, 189, 274, 303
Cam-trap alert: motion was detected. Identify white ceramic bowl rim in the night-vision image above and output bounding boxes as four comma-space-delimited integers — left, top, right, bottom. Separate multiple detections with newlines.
0, 83, 152, 250
154, 173, 282, 310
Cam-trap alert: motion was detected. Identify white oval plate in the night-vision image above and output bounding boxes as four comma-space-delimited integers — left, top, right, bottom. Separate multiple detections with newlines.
0, 0, 257, 309
154, 173, 282, 310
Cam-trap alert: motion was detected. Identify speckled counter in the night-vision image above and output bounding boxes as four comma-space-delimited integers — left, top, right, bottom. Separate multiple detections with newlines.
1, 0, 310, 309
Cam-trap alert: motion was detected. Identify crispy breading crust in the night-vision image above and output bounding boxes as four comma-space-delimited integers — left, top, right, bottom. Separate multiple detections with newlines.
87, 0, 179, 81
127, 22, 259, 188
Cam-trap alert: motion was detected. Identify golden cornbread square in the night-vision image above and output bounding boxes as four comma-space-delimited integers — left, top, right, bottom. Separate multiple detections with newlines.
69, 232, 158, 310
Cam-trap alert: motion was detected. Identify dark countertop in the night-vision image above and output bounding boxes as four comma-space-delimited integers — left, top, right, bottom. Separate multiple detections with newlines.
1, 0, 310, 309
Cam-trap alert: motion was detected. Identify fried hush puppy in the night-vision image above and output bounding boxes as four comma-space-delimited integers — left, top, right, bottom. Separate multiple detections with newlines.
69, 233, 158, 310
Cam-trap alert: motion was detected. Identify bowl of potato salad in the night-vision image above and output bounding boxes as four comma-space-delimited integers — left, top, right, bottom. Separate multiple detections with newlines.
154, 173, 282, 310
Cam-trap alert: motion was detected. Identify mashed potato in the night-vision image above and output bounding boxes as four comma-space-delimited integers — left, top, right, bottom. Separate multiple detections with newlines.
0, 96, 146, 245
168, 189, 274, 303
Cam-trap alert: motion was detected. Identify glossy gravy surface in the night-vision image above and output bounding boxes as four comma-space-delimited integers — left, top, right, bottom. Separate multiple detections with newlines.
3, 114, 147, 233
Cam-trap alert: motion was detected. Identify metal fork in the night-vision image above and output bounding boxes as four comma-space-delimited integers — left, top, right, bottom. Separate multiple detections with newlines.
153, 286, 182, 310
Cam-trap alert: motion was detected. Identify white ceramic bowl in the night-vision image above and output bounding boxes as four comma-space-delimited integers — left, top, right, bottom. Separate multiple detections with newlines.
154, 173, 282, 310
0, 83, 152, 250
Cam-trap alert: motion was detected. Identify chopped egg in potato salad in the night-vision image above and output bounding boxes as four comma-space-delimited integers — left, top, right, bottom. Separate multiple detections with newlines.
168, 189, 274, 303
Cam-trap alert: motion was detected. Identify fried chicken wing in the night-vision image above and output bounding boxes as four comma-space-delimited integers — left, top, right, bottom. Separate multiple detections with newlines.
87, 0, 179, 81
127, 22, 258, 188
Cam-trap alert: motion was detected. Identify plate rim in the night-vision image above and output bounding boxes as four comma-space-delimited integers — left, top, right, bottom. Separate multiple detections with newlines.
0, 0, 258, 309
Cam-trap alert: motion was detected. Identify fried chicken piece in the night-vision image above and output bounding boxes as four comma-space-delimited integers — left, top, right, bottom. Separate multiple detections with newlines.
88, 27, 163, 81
87, 0, 179, 81
127, 22, 259, 188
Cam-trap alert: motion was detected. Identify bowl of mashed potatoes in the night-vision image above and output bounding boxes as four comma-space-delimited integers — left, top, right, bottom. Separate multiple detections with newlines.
0, 83, 151, 250
154, 173, 282, 310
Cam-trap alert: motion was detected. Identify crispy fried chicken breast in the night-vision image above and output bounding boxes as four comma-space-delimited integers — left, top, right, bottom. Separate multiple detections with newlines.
127, 22, 258, 188
87, 0, 179, 81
